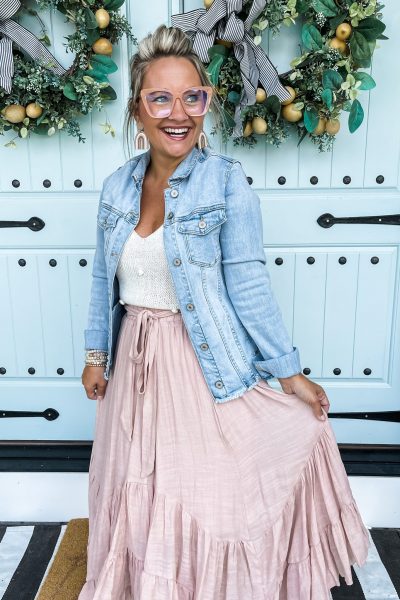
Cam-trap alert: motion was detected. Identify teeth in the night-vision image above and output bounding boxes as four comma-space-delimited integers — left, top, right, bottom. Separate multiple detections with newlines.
164, 128, 189, 134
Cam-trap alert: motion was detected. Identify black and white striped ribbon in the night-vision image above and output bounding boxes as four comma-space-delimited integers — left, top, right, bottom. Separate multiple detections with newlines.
0, 0, 66, 95
171, 0, 292, 136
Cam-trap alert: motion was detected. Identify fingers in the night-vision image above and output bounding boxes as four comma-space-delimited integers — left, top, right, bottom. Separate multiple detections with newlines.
96, 383, 107, 400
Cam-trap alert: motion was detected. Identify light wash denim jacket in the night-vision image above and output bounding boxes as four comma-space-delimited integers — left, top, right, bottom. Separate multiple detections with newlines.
84, 145, 302, 403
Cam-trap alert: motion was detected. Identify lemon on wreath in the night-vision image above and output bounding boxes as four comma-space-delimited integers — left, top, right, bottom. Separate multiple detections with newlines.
95, 8, 110, 29
325, 119, 341, 134
92, 38, 113, 55
216, 38, 233, 48
329, 37, 349, 55
281, 103, 302, 122
335, 22, 352, 41
252, 117, 268, 134
255, 87, 267, 103
311, 117, 327, 135
281, 86, 296, 106
243, 121, 253, 137
26, 102, 43, 118
4, 104, 26, 123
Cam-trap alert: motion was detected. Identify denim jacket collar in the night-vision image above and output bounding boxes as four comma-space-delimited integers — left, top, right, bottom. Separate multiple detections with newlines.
130, 145, 204, 188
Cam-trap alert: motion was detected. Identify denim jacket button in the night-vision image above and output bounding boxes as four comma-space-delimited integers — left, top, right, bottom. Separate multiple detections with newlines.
186, 303, 194, 311
167, 211, 174, 219
198, 219, 206, 229
215, 380, 223, 389
200, 343, 209, 350
173, 258, 181, 266
170, 189, 179, 198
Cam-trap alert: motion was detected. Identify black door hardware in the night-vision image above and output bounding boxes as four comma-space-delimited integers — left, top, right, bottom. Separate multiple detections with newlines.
329, 411, 400, 423
0, 408, 59, 421
318, 213, 400, 228
0, 217, 45, 231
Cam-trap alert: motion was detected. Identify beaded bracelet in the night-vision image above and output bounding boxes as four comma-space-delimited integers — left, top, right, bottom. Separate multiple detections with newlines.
85, 349, 108, 367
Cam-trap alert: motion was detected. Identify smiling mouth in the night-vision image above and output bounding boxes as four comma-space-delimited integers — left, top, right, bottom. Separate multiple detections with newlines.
161, 127, 191, 141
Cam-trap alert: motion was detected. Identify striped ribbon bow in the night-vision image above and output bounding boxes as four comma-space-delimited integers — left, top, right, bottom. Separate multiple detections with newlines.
0, 0, 66, 94
171, 0, 292, 136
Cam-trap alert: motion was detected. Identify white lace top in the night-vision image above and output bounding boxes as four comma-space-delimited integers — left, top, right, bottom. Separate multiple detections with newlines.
116, 224, 180, 312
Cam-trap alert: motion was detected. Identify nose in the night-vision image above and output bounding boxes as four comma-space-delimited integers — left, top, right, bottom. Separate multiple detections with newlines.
169, 96, 188, 120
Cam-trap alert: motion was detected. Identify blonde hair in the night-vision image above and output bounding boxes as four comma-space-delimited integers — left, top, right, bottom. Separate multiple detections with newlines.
123, 24, 221, 159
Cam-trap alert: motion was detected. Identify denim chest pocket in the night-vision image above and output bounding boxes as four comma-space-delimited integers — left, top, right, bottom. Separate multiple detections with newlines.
177, 207, 227, 267
97, 204, 122, 252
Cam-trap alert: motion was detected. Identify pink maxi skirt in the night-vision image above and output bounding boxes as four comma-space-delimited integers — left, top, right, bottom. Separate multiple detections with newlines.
78, 304, 369, 600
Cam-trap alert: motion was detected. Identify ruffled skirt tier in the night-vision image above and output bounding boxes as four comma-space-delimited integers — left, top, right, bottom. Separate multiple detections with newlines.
78, 305, 369, 600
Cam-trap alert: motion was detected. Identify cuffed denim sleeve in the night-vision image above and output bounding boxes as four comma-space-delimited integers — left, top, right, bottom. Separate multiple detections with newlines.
84, 182, 110, 352
220, 161, 301, 380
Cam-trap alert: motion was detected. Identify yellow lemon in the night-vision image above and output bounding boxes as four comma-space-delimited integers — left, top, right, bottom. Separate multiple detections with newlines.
26, 102, 43, 118
252, 117, 268, 134
325, 119, 341, 134
281, 86, 296, 106
4, 104, 26, 123
92, 38, 113, 55
216, 39, 233, 48
95, 8, 110, 29
255, 87, 267, 103
329, 37, 349, 55
336, 22, 352, 41
311, 117, 327, 135
281, 103, 302, 122
243, 121, 253, 137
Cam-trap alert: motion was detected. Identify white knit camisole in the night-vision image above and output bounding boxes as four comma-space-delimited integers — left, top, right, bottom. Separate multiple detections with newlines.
116, 224, 180, 312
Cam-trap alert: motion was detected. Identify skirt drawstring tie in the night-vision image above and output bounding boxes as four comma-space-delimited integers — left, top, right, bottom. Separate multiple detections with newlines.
120, 306, 178, 479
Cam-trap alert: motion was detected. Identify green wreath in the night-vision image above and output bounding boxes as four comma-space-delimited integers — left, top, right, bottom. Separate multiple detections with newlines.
205, 0, 387, 151
0, 0, 136, 147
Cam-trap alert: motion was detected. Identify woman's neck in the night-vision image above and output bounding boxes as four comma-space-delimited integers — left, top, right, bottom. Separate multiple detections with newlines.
146, 146, 194, 186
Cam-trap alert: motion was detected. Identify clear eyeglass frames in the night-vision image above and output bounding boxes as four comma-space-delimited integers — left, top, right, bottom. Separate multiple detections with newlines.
139, 86, 213, 119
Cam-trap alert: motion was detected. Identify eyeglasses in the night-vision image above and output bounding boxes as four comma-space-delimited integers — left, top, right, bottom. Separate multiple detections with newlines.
139, 86, 213, 118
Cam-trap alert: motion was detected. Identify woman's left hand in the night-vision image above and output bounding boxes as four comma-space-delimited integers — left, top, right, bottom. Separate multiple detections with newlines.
277, 373, 330, 421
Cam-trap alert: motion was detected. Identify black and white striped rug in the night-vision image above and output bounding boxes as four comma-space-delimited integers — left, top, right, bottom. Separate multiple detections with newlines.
0, 523, 399, 599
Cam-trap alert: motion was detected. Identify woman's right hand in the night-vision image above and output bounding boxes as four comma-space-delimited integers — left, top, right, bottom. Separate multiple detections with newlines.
82, 365, 108, 400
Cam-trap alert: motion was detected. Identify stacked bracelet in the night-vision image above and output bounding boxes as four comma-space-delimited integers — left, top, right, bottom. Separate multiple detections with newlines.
85, 349, 108, 367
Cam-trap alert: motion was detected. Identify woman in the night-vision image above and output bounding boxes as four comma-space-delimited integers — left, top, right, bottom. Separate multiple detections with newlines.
79, 24, 369, 600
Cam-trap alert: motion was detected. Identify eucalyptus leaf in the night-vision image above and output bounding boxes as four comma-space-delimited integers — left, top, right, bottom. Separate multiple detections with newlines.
63, 82, 78, 101
90, 55, 118, 73
353, 72, 376, 90
84, 8, 98, 29
312, 0, 338, 16
321, 88, 333, 109
104, 0, 126, 9
222, 109, 236, 128
297, 128, 308, 147
36, 110, 48, 126
322, 69, 343, 90
301, 23, 323, 50
350, 31, 372, 62
85, 68, 109, 83
355, 16, 386, 41
329, 13, 347, 30
206, 53, 226, 85
265, 95, 281, 115
296, 0, 308, 13
208, 44, 231, 59
86, 29, 100, 45
348, 98, 364, 132
100, 86, 117, 101
227, 91, 240, 105
304, 106, 319, 133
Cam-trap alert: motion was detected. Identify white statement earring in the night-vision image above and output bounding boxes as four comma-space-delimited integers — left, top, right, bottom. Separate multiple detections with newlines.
197, 130, 208, 149
134, 126, 149, 150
